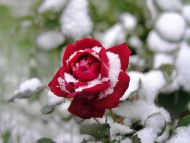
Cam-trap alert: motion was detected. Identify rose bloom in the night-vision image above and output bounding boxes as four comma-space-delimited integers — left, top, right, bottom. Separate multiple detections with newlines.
48, 38, 130, 119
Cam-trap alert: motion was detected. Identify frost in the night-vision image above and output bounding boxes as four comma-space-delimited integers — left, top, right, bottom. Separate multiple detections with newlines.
101, 23, 126, 48
38, 0, 66, 13
37, 31, 65, 50
154, 0, 182, 11
156, 12, 186, 42
60, 0, 93, 40
120, 13, 137, 32
47, 90, 64, 105
147, 30, 179, 53
176, 42, 190, 92
182, 5, 190, 24
128, 36, 142, 49
166, 125, 190, 143
99, 52, 121, 98
153, 53, 174, 69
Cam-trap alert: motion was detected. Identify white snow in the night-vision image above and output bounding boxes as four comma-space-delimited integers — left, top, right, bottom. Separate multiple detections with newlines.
153, 53, 174, 69
120, 71, 143, 101
166, 125, 190, 143
109, 123, 133, 141
156, 12, 186, 42
38, 0, 66, 13
147, 30, 179, 53
154, 0, 182, 11
37, 31, 65, 50
182, 5, 190, 24
129, 55, 145, 68
101, 23, 126, 48
176, 42, 190, 92
113, 100, 170, 125
47, 90, 64, 105
64, 73, 78, 83
15, 78, 43, 94
128, 36, 142, 49
120, 13, 137, 32
99, 52, 121, 98
57, 77, 70, 93
92, 46, 101, 53
60, 0, 93, 40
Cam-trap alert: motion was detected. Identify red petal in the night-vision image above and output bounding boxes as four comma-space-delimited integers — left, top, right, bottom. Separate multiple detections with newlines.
92, 72, 130, 109
48, 67, 74, 98
68, 97, 105, 119
99, 48, 109, 78
107, 43, 131, 71
75, 37, 103, 50
83, 81, 109, 93
63, 44, 75, 66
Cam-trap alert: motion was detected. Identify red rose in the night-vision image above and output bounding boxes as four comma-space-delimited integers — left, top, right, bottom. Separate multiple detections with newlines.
48, 38, 130, 119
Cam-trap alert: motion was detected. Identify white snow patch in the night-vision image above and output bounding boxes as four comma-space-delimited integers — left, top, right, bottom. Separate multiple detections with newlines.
37, 31, 65, 50
113, 100, 170, 124
153, 53, 174, 69
166, 125, 190, 143
176, 42, 190, 92
92, 46, 101, 53
120, 13, 137, 32
109, 123, 133, 141
120, 71, 143, 101
128, 36, 142, 49
147, 30, 179, 53
60, 0, 93, 40
129, 55, 145, 68
99, 52, 121, 98
64, 73, 78, 83
156, 12, 186, 42
154, 0, 182, 11
38, 0, 66, 13
101, 23, 126, 48
182, 5, 190, 24
47, 90, 64, 105
57, 77, 70, 93
16, 78, 43, 94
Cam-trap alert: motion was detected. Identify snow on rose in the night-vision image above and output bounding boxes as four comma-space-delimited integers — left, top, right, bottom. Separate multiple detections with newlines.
48, 38, 130, 119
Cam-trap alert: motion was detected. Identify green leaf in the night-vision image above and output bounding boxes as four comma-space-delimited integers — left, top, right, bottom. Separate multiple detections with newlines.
159, 64, 174, 83
41, 105, 55, 114
80, 123, 110, 141
178, 114, 190, 127
37, 138, 55, 143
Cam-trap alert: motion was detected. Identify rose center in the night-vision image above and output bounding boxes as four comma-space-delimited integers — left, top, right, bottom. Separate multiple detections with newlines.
72, 56, 100, 82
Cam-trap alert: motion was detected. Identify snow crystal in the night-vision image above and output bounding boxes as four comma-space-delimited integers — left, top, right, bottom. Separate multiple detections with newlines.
60, 0, 93, 40
64, 73, 78, 83
120, 13, 137, 32
38, 0, 66, 13
153, 53, 174, 69
120, 71, 143, 101
182, 5, 190, 24
166, 125, 190, 143
113, 100, 170, 125
99, 52, 121, 98
101, 23, 126, 48
156, 12, 186, 42
154, 0, 182, 11
37, 31, 65, 50
176, 42, 190, 92
15, 78, 44, 94
147, 30, 179, 53
57, 77, 70, 93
